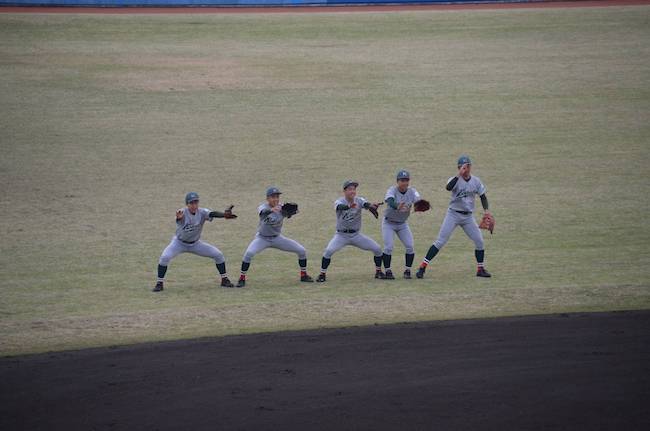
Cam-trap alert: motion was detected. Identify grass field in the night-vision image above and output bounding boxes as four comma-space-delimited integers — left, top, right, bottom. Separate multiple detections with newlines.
0, 5, 649, 355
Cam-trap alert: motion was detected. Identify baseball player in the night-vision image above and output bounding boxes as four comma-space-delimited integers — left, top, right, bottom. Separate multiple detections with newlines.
416, 155, 492, 279
153, 192, 237, 292
381, 170, 429, 279
316, 180, 384, 282
236, 187, 313, 287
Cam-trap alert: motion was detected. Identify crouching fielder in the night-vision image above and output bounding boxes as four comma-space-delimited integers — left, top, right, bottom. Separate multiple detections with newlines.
381, 169, 429, 280
316, 180, 384, 283
416, 155, 492, 279
236, 187, 313, 287
154, 192, 237, 292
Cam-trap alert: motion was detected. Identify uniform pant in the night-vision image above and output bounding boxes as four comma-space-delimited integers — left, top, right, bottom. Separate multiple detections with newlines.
381, 219, 414, 255
243, 234, 307, 263
159, 236, 225, 266
323, 232, 383, 259
433, 209, 484, 251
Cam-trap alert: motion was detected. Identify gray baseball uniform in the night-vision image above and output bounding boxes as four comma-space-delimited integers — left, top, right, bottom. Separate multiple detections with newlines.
322, 196, 382, 260
159, 207, 225, 266
433, 176, 486, 251
242, 202, 307, 263
382, 186, 420, 255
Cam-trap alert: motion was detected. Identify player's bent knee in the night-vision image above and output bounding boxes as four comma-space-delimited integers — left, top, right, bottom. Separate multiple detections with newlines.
405, 246, 415, 254
213, 253, 226, 265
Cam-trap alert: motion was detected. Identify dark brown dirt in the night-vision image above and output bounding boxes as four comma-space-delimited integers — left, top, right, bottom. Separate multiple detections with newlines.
1, 1, 649, 14
1, 311, 649, 430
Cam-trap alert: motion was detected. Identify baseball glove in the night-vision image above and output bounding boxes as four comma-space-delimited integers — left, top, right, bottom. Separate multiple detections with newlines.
479, 212, 495, 234
367, 202, 383, 219
413, 199, 431, 212
281, 202, 299, 218
224, 205, 237, 219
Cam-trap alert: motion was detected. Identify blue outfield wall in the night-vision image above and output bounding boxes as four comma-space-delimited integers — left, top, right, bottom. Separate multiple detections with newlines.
0, 0, 539, 7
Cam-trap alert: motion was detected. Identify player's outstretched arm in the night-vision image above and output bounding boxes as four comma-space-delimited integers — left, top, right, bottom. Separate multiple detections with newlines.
209, 205, 237, 219
446, 176, 459, 191
363, 201, 383, 219
385, 197, 398, 209
480, 194, 490, 213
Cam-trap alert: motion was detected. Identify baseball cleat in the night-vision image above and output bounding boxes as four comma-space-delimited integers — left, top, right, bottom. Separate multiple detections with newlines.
403, 269, 412, 279
220, 277, 234, 288
476, 268, 492, 278
375, 270, 386, 279
415, 267, 426, 279
236, 279, 246, 288
152, 281, 164, 292
301, 274, 314, 282
384, 270, 395, 280
316, 273, 327, 283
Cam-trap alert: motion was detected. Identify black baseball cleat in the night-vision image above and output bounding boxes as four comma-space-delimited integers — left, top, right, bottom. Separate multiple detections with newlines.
152, 281, 164, 292
236, 278, 246, 288
316, 273, 327, 283
301, 274, 314, 282
403, 269, 412, 279
415, 267, 426, 279
220, 277, 234, 288
476, 268, 492, 278
384, 270, 395, 280
375, 270, 386, 279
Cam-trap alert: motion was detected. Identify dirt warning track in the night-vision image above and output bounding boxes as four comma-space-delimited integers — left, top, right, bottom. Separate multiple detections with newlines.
1, 311, 649, 430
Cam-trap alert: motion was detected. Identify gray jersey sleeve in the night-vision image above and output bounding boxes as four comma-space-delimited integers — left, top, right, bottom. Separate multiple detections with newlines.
475, 177, 486, 195
201, 207, 214, 222
384, 186, 396, 202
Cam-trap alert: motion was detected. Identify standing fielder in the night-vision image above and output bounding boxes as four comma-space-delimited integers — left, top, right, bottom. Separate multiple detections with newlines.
316, 180, 384, 283
382, 170, 429, 280
154, 192, 237, 292
236, 187, 313, 287
416, 155, 492, 279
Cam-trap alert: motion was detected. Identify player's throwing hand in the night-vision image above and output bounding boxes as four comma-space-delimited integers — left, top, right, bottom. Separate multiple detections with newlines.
459, 163, 470, 178
176, 209, 184, 220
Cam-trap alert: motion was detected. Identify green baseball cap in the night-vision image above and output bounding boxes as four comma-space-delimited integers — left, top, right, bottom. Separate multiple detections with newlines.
457, 155, 472, 166
343, 180, 359, 190
185, 192, 199, 204
397, 170, 410, 180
